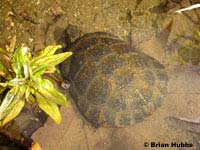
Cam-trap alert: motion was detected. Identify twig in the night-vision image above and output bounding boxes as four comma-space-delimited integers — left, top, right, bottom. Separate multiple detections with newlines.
175, 4, 200, 14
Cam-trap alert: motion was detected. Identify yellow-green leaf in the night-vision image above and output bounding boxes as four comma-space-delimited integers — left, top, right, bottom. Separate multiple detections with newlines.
31, 45, 62, 63
0, 48, 10, 56
12, 47, 29, 78
10, 78, 26, 84
1, 98, 25, 126
8, 36, 16, 53
35, 52, 72, 66
25, 86, 31, 99
31, 52, 72, 75
27, 94, 35, 103
0, 52, 12, 75
31, 65, 47, 76
0, 88, 6, 95
0, 63, 7, 78
40, 79, 67, 106
35, 92, 61, 124
43, 66, 56, 74
0, 87, 19, 120
28, 78, 67, 106
197, 31, 200, 37
0, 82, 9, 87
0, 85, 26, 127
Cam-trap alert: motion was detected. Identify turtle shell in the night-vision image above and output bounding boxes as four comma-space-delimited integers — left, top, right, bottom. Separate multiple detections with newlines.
61, 32, 168, 127
177, 35, 200, 65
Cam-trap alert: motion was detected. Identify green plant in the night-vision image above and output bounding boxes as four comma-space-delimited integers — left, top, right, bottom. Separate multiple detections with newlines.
0, 38, 72, 126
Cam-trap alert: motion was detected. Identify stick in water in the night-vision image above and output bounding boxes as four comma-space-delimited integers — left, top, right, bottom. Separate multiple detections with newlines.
175, 4, 200, 14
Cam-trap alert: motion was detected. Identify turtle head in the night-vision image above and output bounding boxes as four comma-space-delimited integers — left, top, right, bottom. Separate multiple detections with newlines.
64, 24, 83, 48
53, 24, 83, 51
56, 25, 82, 83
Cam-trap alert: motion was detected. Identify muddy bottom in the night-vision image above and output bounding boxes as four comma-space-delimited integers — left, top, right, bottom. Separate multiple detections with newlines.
32, 66, 200, 150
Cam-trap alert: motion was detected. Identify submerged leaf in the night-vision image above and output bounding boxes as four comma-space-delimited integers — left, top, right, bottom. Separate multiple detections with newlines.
31, 65, 46, 77
0, 82, 9, 87
197, 31, 200, 37
1, 97, 25, 126
44, 66, 56, 74
0, 88, 6, 95
0, 87, 18, 120
0, 52, 12, 72
8, 36, 17, 53
0, 63, 8, 78
32, 45, 62, 60
0, 86, 26, 126
39, 79, 67, 106
35, 92, 61, 124
12, 47, 29, 78
36, 52, 72, 66
0, 48, 10, 57
28, 78, 67, 106
31, 51, 72, 75
0, 85, 26, 125
27, 93, 35, 103
25, 86, 31, 99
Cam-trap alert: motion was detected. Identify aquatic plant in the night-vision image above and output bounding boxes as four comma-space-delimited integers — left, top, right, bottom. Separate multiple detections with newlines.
0, 38, 72, 126
198, 31, 200, 37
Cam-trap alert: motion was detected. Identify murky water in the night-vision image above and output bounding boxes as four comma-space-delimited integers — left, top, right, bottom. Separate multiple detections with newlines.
0, 0, 200, 150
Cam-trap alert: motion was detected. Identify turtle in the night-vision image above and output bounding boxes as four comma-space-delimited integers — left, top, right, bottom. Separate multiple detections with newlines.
60, 25, 168, 128
168, 32, 200, 66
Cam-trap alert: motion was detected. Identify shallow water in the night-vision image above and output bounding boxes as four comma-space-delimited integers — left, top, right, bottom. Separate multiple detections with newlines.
0, 0, 200, 149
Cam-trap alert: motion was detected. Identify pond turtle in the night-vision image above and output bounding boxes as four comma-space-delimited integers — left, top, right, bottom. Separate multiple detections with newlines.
169, 32, 200, 65
60, 26, 168, 128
